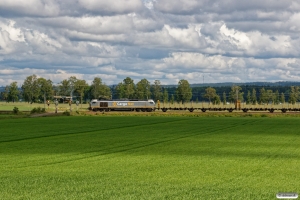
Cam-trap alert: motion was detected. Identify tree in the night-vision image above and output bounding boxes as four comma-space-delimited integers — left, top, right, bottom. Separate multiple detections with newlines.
136, 78, 151, 99
175, 79, 192, 103
229, 86, 243, 103
152, 80, 162, 101
280, 92, 285, 104
274, 90, 279, 105
203, 87, 217, 104
68, 76, 78, 96
22, 74, 39, 103
212, 95, 221, 105
90, 77, 111, 99
223, 92, 227, 105
1, 86, 9, 102
251, 89, 257, 105
265, 90, 274, 105
259, 88, 267, 104
59, 79, 71, 96
115, 82, 125, 98
163, 89, 169, 103
37, 78, 53, 102
74, 79, 88, 104
8, 82, 19, 102
288, 86, 299, 104
246, 90, 251, 105
170, 94, 174, 104
116, 77, 135, 99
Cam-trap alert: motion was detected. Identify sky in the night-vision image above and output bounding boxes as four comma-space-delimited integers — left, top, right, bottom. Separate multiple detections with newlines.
0, 0, 300, 86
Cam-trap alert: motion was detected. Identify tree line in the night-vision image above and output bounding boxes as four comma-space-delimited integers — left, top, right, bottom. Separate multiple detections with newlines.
0, 75, 192, 104
1, 74, 300, 105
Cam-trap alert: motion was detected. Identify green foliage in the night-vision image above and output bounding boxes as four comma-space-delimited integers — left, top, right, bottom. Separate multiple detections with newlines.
135, 78, 151, 99
12, 107, 19, 114
175, 79, 192, 103
163, 88, 169, 103
229, 85, 244, 103
288, 86, 299, 104
222, 92, 226, 105
280, 92, 285, 103
251, 88, 257, 105
8, 82, 20, 103
116, 77, 135, 99
59, 79, 71, 96
90, 77, 111, 99
30, 107, 46, 114
63, 110, 71, 116
37, 77, 53, 102
170, 94, 174, 104
152, 80, 162, 101
203, 87, 221, 105
246, 90, 251, 104
22, 74, 40, 103
1, 86, 9, 102
0, 117, 299, 199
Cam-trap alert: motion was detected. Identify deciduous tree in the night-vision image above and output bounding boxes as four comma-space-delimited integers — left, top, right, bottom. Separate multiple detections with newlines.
203, 87, 217, 104
90, 77, 111, 99
22, 74, 39, 103
1, 86, 9, 102
152, 80, 162, 101
163, 88, 169, 103
288, 86, 299, 104
251, 89, 257, 105
175, 79, 192, 103
8, 82, 19, 103
37, 78, 53, 102
229, 86, 243, 103
136, 78, 151, 99
116, 77, 135, 99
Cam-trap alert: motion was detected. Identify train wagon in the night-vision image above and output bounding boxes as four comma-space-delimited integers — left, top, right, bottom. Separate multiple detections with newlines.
89, 99, 156, 112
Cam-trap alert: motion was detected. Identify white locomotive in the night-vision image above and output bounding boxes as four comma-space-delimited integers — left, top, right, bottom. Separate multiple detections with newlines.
89, 99, 156, 112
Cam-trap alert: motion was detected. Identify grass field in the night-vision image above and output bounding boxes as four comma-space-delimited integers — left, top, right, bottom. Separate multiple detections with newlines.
0, 116, 299, 199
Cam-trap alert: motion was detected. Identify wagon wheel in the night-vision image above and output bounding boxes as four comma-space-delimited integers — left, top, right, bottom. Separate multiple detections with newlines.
188, 108, 194, 112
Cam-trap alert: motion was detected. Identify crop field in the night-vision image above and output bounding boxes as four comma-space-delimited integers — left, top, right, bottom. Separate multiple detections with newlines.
0, 116, 299, 199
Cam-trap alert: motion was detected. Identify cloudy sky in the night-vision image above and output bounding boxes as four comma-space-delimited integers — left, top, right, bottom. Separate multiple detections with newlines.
0, 0, 300, 86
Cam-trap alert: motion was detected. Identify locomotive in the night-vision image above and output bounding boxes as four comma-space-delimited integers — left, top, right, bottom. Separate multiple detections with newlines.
89, 99, 156, 112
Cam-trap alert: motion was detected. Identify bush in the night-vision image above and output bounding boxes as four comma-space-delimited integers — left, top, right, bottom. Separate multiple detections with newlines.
13, 107, 19, 114
63, 110, 71, 116
31, 107, 46, 114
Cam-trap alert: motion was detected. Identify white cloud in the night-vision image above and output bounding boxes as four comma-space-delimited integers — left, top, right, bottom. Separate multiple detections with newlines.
220, 24, 252, 50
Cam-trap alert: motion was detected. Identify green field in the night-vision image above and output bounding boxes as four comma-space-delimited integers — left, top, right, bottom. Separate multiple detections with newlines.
0, 116, 299, 199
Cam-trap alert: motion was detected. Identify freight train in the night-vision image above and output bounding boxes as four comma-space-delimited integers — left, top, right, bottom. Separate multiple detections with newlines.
89, 99, 156, 112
